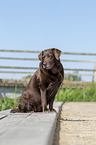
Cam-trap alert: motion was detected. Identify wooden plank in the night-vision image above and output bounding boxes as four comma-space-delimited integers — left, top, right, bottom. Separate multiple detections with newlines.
59, 102, 96, 145
0, 113, 31, 136
0, 102, 62, 145
0, 109, 11, 115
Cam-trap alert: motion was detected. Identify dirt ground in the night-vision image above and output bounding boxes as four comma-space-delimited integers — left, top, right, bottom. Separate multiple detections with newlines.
53, 102, 96, 145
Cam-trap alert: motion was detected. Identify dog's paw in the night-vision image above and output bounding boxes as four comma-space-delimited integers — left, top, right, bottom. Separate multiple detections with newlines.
49, 109, 57, 112
10, 108, 19, 113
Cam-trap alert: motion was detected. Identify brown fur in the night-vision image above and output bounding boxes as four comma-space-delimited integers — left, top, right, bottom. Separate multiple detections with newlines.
10, 48, 64, 113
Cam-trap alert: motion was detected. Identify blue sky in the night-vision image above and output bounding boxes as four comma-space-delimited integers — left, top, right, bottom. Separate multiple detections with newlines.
0, 0, 96, 81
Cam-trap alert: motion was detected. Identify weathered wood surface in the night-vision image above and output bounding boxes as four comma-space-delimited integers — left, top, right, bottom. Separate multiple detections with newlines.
0, 102, 62, 145
59, 102, 96, 145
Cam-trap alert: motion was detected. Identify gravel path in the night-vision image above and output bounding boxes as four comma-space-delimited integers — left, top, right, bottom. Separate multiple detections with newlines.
59, 102, 96, 145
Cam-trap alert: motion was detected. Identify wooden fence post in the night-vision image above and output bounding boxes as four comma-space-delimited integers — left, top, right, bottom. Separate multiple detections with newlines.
93, 62, 96, 82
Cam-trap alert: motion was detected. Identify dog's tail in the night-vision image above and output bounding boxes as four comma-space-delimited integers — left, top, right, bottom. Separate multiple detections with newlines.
10, 107, 20, 113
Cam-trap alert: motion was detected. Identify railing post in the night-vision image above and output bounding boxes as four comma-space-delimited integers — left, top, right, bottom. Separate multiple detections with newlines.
93, 62, 96, 82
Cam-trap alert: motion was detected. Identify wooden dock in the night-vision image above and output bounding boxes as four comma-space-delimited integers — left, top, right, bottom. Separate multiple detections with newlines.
59, 102, 96, 145
0, 102, 62, 145
1, 102, 96, 145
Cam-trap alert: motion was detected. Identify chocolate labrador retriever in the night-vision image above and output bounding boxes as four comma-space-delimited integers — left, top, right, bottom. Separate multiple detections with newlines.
11, 48, 64, 113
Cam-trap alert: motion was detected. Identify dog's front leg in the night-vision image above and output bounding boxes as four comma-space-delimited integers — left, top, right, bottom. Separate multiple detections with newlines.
40, 89, 47, 112
49, 97, 56, 112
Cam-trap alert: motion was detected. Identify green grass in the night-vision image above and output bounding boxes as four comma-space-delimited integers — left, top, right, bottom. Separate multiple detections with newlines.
0, 97, 19, 111
55, 84, 96, 102
1, 84, 96, 111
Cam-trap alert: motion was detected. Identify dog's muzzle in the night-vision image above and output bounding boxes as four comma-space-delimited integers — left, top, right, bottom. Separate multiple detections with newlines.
43, 63, 55, 70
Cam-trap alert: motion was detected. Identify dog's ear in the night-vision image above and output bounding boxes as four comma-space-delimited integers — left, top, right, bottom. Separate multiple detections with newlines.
38, 51, 43, 60
52, 48, 61, 60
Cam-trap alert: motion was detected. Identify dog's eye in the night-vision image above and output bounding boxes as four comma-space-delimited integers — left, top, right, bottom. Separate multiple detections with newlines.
42, 56, 45, 59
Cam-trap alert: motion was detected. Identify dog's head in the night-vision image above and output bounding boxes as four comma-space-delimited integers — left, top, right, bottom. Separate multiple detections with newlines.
38, 48, 61, 69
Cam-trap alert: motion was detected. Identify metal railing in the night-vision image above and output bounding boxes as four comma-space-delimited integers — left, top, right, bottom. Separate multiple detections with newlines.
0, 49, 96, 81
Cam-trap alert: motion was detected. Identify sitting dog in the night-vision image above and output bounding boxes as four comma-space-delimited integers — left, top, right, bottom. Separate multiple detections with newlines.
11, 48, 64, 113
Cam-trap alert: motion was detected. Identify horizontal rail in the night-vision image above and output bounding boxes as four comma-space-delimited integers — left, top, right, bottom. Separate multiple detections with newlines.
65, 68, 96, 72
0, 66, 96, 72
0, 66, 38, 69
0, 71, 95, 77
0, 57, 38, 61
0, 57, 96, 63
0, 49, 40, 53
0, 71, 34, 74
65, 73, 95, 76
0, 49, 96, 80
1, 49, 96, 56
61, 59, 96, 63
62, 52, 96, 55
